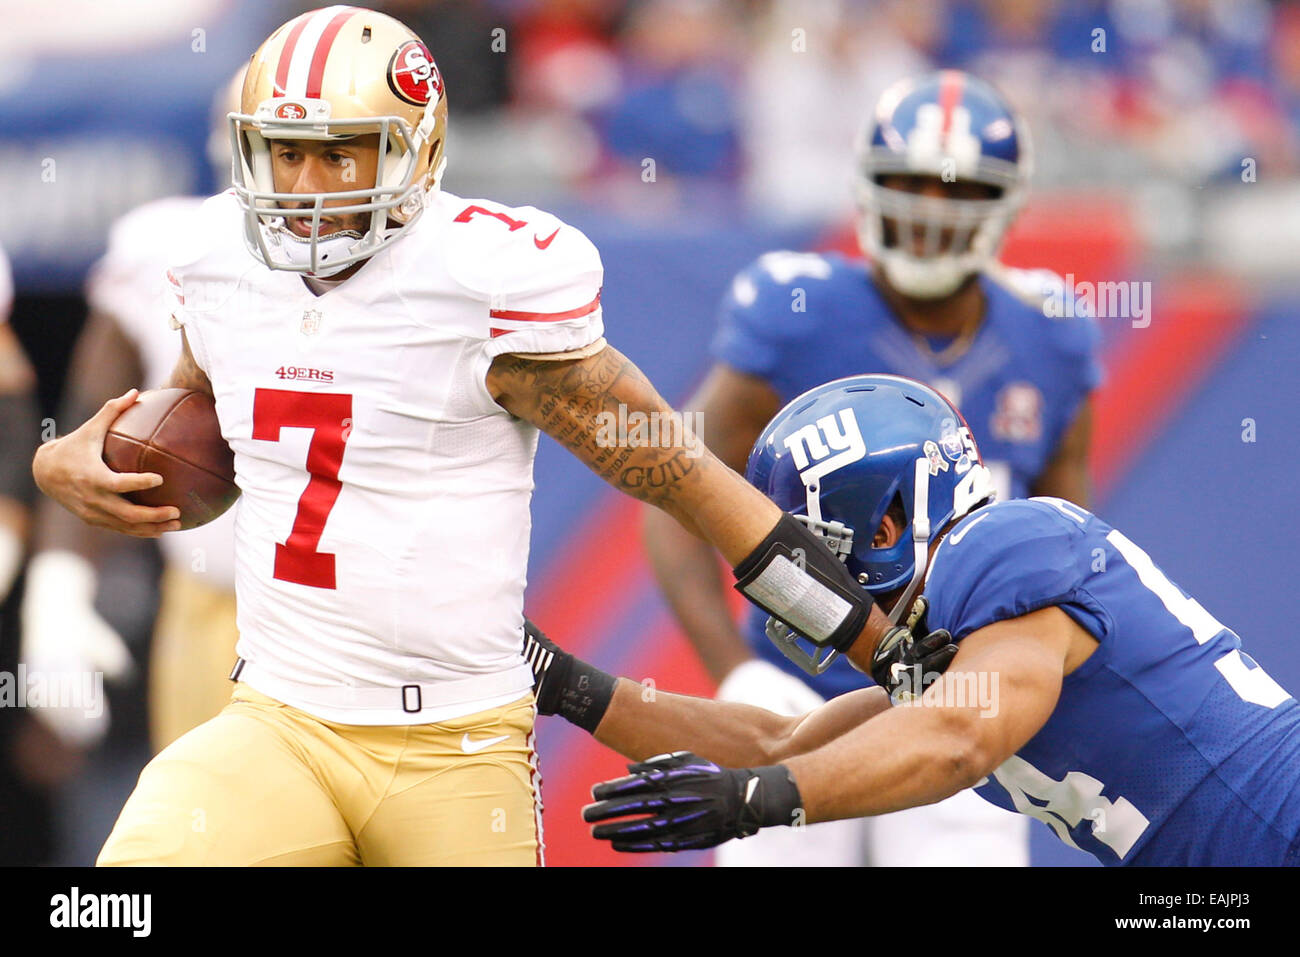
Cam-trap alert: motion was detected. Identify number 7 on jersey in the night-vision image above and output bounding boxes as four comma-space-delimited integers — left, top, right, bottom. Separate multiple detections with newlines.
252, 388, 353, 589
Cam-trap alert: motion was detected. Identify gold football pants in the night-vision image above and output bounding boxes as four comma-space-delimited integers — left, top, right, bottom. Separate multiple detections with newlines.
98, 684, 543, 866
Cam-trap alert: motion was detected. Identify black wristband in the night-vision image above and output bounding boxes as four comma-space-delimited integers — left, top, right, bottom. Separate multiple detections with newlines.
750, 764, 804, 831
733, 512, 875, 653
544, 654, 618, 734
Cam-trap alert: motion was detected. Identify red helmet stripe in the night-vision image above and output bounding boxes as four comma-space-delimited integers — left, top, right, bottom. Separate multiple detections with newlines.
937, 69, 964, 140
273, 15, 311, 97
306, 8, 360, 99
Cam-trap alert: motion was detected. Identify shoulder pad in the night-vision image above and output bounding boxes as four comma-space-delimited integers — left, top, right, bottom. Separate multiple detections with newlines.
984, 262, 1095, 318
925, 499, 1090, 641
441, 197, 602, 311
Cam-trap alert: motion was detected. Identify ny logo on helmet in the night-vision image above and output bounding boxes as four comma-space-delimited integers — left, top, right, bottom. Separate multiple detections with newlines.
783, 409, 867, 484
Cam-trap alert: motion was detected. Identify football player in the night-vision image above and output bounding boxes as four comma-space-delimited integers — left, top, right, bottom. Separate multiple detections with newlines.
533, 375, 1300, 866
642, 70, 1099, 866
20, 73, 245, 754
31, 6, 916, 866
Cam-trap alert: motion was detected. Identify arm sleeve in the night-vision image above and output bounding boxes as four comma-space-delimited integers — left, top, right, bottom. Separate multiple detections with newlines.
709, 257, 794, 381
450, 206, 606, 359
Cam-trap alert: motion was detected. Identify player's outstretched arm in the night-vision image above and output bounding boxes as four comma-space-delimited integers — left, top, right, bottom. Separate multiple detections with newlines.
491, 346, 895, 658
490, 346, 773, 557
583, 607, 1079, 851
786, 607, 1072, 822
641, 364, 783, 684
524, 618, 892, 768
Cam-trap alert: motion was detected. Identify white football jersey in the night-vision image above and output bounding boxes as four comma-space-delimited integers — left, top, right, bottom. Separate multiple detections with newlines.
167, 190, 605, 724
86, 196, 238, 591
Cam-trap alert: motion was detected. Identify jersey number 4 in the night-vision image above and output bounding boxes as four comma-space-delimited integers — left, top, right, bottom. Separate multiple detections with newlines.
252, 388, 352, 590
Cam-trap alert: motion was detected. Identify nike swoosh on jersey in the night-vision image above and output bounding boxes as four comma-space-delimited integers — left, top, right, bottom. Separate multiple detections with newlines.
461, 732, 510, 754
533, 227, 560, 249
948, 511, 992, 546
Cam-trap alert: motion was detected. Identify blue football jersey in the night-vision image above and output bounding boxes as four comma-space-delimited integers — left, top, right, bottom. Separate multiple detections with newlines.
712, 251, 1102, 697
923, 497, 1300, 866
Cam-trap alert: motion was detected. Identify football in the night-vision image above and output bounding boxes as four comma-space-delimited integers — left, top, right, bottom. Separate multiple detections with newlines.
102, 388, 239, 530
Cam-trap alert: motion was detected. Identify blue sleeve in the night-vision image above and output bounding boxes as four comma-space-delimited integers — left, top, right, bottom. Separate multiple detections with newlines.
925, 500, 1108, 642
709, 252, 833, 387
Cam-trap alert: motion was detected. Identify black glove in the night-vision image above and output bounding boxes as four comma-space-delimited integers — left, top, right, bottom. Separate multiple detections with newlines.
582, 751, 802, 853
522, 617, 617, 733
870, 596, 958, 702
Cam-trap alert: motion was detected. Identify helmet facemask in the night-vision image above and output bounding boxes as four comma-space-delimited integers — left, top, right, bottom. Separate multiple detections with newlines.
856, 180, 1020, 299
231, 98, 443, 278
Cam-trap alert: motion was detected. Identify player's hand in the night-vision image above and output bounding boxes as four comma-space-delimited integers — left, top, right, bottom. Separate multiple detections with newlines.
31, 389, 182, 538
583, 751, 802, 852
716, 659, 825, 716
870, 596, 958, 703
20, 550, 135, 748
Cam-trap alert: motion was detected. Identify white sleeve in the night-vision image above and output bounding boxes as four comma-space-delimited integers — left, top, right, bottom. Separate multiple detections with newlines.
447, 204, 605, 358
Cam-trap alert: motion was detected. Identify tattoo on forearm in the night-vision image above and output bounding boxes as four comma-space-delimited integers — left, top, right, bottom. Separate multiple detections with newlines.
494, 348, 708, 508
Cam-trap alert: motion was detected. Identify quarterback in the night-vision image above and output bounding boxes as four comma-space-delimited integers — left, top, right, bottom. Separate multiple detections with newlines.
32, 7, 908, 866
531, 376, 1300, 866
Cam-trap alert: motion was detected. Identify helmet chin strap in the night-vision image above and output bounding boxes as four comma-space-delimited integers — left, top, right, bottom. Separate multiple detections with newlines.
267, 220, 366, 276
889, 458, 932, 624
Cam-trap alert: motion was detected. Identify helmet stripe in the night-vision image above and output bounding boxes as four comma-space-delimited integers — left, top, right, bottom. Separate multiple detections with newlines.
281, 6, 354, 98
937, 69, 965, 142
306, 8, 361, 99
272, 15, 312, 97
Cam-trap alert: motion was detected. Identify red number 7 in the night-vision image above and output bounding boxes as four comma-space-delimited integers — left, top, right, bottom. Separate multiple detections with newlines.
453, 204, 528, 231
252, 388, 352, 589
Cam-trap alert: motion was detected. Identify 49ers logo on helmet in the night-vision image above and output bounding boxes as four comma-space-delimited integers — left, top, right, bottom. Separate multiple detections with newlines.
387, 40, 442, 106
275, 102, 307, 120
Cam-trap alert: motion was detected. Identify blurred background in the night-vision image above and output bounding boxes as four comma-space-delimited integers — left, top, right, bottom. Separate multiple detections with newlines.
1, 0, 1298, 866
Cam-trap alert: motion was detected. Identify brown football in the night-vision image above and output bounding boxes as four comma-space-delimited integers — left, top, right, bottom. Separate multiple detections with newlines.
102, 388, 239, 530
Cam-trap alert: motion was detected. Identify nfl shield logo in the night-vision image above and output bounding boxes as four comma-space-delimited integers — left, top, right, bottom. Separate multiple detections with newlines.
300, 309, 323, 336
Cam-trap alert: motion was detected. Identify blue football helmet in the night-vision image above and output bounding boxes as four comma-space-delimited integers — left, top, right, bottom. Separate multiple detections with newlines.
745, 374, 997, 673
855, 70, 1031, 299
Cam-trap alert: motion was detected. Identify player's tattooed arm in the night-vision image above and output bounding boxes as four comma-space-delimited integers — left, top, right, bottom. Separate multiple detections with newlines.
488, 346, 785, 564
165, 329, 214, 399
1030, 396, 1093, 508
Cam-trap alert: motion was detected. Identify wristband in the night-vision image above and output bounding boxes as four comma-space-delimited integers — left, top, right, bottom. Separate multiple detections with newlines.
734, 512, 875, 653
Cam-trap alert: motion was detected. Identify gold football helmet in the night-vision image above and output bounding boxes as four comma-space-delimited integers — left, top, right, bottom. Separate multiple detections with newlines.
231, 5, 448, 276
